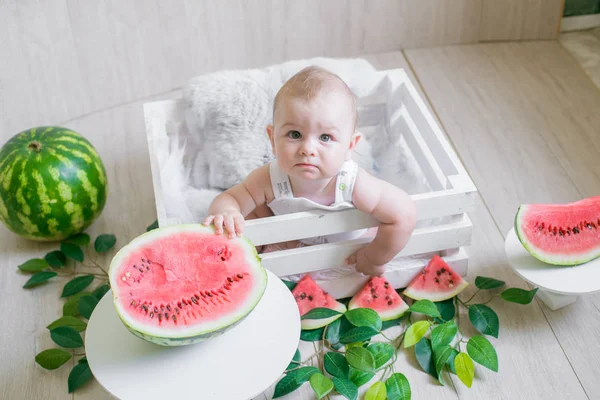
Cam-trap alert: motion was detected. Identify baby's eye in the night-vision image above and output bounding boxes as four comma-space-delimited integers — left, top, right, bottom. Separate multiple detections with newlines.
287, 130, 302, 139
320, 134, 331, 142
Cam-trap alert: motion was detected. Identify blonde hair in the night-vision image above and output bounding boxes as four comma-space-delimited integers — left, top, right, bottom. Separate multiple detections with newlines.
273, 66, 358, 130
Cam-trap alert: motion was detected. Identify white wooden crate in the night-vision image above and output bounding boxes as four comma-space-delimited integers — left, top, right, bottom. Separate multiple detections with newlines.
144, 68, 477, 298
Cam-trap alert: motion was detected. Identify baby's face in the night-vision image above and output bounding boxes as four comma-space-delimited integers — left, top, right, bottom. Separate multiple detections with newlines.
267, 90, 358, 181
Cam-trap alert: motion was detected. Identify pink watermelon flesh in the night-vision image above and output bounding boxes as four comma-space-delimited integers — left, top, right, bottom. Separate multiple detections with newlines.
109, 225, 267, 346
515, 196, 600, 266
348, 276, 409, 321
403, 255, 467, 302
292, 275, 346, 330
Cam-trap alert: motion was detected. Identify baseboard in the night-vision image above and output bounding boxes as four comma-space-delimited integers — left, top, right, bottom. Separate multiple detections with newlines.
561, 14, 600, 32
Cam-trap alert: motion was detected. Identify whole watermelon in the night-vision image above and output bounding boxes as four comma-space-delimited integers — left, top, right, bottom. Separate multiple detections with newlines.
0, 126, 108, 241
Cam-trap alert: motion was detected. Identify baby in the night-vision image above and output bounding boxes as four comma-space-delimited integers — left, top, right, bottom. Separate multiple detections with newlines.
202, 66, 417, 276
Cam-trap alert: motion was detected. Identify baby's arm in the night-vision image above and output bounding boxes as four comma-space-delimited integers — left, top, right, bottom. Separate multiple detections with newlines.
203, 164, 271, 238
349, 168, 417, 275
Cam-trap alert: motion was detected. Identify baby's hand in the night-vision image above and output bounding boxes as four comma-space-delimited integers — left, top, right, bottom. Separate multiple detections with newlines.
202, 210, 245, 239
346, 248, 386, 276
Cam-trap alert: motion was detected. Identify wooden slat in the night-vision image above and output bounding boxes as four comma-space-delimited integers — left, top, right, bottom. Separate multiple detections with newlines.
243, 186, 477, 246
259, 214, 472, 276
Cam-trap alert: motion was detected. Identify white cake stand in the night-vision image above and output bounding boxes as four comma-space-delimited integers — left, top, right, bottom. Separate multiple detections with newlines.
85, 270, 300, 400
505, 228, 600, 310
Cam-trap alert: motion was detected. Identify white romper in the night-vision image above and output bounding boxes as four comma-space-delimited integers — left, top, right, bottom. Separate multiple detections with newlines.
266, 159, 368, 245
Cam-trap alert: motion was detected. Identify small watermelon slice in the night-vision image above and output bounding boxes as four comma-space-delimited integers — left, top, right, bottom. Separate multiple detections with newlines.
348, 276, 409, 321
515, 196, 600, 266
292, 275, 346, 330
403, 255, 468, 302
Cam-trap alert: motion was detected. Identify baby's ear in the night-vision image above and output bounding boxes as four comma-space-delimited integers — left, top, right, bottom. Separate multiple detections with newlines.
349, 132, 362, 150
266, 125, 276, 155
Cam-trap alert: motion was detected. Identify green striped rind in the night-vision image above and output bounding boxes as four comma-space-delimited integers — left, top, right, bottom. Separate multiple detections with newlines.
0, 126, 107, 241
109, 224, 268, 346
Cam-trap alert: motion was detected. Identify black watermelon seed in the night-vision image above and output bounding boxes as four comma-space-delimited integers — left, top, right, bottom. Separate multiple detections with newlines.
191, 297, 198, 304
387, 300, 393, 306
237, 274, 243, 279
308, 295, 313, 301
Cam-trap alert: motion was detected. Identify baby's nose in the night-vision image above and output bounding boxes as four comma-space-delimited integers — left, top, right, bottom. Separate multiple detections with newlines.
299, 140, 316, 156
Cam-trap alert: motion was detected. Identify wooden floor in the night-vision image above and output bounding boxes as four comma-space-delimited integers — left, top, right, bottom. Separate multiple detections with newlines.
1, 39, 600, 400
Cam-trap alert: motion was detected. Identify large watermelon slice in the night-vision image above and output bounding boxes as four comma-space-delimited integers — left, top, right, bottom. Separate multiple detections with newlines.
0, 126, 107, 241
515, 196, 600, 266
292, 275, 346, 330
403, 255, 468, 302
348, 276, 409, 321
108, 224, 268, 346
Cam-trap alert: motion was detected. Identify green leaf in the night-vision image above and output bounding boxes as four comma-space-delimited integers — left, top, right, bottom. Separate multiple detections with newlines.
63, 291, 92, 317
325, 317, 342, 345
273, 374, 302, 398
60, 243, 84, 262
365, 381, 387, 400
300, 327, 325, 342
50, 326, 83, 348
146, 220, 159, 232
434, 298, 456, 323
47, 316, 87, 332
433, 345, 454, 384
430, 321, 458, 350
367, 342, 394, 369
346, 347, 375, 373
301, 307, 343, 320
415, 337, 437, 378
310, 373, 334, 399
94, 234, 116, 253
501, 287, 539, 304
386, 373, 411, 400
93, 283, 110, 300
344, 308, 382, 331
61, 275, 95, 298
348, 368, 374, 387
446, 347, 459, 374
331, 377, 358, 400
281, 279, 297, 291
292, 366, 321, 384
274, 366, 321, 397
381, 317, 404, 331
339, 326, 380, 344
78, 356, 88, 364
475, 276, 506, 290
23, 271, 57, 288
68, 362, 93, 393
467, 335, 498, 372
324, 352, 349, 379
35, 349, 72, 370
286, 348, 301, 372
404, 320, 431, 348
45, 251, 67, 267
454, 352, 475, 388
78, 295, 99, 319
408, 299, 441, 318
469, 304, 500, 338
64, 233, 90, 246
18, 258, 49, 273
